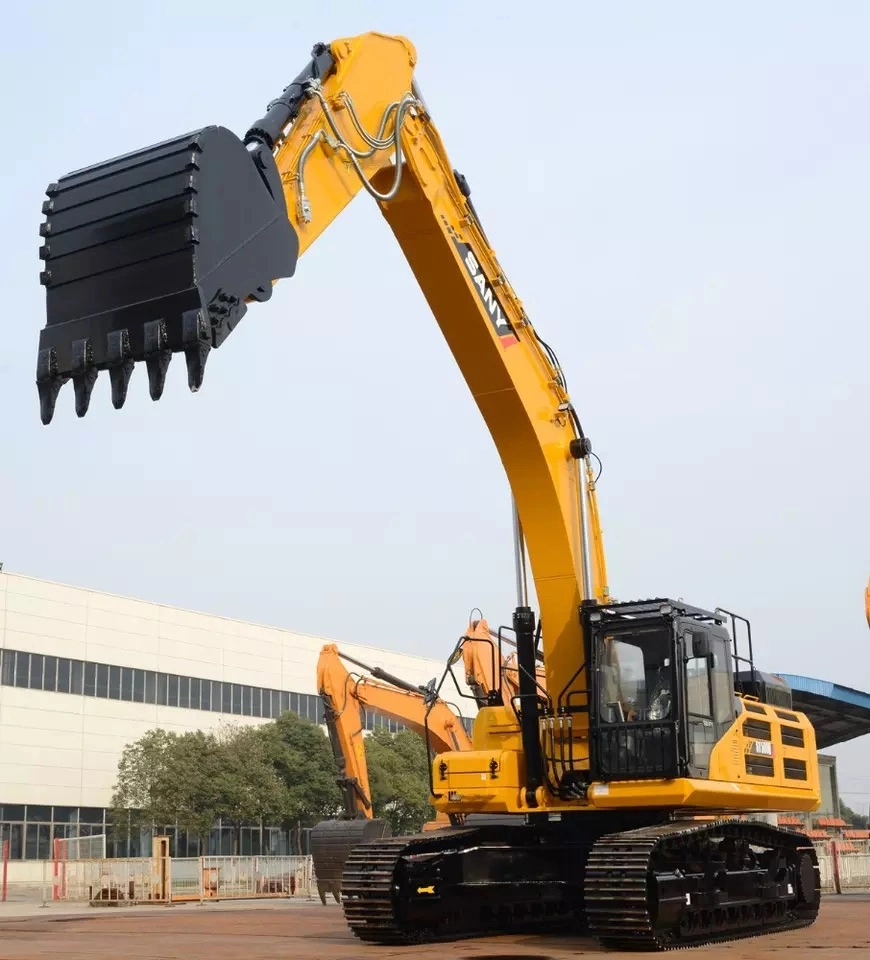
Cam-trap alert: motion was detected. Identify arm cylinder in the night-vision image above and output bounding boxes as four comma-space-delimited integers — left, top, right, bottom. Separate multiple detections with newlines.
244, 44, 336, 149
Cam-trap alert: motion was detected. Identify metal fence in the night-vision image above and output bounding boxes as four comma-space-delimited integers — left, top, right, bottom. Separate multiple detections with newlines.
44, 854, 316, 905
54, 857, 169, 904
816, 845, 870, 894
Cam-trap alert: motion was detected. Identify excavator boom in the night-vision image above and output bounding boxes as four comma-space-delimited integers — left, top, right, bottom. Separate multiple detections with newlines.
34, 30, 821, 951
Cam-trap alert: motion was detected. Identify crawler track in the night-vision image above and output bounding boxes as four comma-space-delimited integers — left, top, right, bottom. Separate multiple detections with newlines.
341, 835, 419, 943
584, 819, 821, 950
340, 826, 584, 943
339, 819, 820, 951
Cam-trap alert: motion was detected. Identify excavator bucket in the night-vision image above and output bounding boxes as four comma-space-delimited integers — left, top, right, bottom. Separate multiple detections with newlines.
310, 818, 391, 904
35, 125, 298, 424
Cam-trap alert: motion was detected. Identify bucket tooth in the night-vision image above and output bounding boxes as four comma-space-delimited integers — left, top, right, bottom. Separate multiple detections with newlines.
109, 360, 135, 409
37, 382, 62, 425
35, 124, 299, 422
182, 309, 210, 392
145, 352, 172, 402
106, 329, 135, 410
35, 346, 67, 425
72, 369, 98, 418
70, 337, 98, 418
185, 344, 210, 392
143, 320, 172, 402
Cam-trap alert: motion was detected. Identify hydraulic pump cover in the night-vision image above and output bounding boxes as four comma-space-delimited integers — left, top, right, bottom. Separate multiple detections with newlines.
36, 126, 298, 423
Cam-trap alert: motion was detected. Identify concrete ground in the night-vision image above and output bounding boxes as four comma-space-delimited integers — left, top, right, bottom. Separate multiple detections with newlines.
0, 895, 867, 959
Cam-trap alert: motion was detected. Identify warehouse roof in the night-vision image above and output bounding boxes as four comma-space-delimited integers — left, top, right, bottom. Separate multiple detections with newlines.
775, 673, 870, 749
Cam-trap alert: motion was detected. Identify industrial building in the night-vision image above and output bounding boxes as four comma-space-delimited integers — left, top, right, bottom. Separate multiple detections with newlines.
0, 570, 476, 862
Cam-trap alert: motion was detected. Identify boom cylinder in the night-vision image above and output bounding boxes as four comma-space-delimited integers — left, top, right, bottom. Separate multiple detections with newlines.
514, 605, 543, 806
511, 495, 529, 608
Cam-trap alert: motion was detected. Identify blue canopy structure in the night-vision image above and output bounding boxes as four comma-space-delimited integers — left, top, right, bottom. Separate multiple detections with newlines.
774, 673, 870, 749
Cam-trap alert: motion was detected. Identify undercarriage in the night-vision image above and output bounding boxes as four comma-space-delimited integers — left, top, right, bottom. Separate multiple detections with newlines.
339, 816, 820, 951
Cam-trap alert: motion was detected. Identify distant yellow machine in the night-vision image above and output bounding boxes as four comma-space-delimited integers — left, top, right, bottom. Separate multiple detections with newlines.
34, 29, 823, 951
310, 643, 470, 904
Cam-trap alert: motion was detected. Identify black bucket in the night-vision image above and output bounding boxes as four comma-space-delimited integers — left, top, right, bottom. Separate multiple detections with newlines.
310, 818, 392, 905
36, 125, 298, 423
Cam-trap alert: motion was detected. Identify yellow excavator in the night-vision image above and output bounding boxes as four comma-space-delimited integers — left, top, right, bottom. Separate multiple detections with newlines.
460, 615, 548, 706
34, 30, 822, 951
311, 623, 542, 903
311, 641, 471, 903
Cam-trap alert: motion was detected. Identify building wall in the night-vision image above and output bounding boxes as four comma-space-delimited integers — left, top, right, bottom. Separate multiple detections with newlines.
818, 753, 840, 816
0, 571, 476, 816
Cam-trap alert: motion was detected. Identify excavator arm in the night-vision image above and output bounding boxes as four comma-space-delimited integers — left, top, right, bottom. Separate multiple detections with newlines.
317, 640, 471, 819
320, 643, 471, 760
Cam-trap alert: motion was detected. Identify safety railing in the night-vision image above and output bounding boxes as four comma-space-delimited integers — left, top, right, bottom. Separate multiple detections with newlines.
816, 843, 870, 894
36, 854, 315, 906
196, 855, 314, 901
54, 857, 171, 904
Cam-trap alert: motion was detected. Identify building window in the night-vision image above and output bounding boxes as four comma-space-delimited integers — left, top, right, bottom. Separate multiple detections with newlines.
109, 665, 122, 700
44, 656, 58, 692
121, 667, 133, 702
96, 663, 109, 698
29, 654, 44, 690
0, 651, 13, 686
70, 660, 84, 695
14, 652, 29, 688
178, 675, 190, 710
57, 658, 71, 693
0, 647, 472, 740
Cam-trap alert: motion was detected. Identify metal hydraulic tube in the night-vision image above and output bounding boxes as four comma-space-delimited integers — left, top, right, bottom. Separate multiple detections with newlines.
571, 438, 595, 604
512, 495, 529, 608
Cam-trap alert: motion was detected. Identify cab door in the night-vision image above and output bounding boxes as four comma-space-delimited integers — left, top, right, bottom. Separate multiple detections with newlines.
679, 625, 737, 778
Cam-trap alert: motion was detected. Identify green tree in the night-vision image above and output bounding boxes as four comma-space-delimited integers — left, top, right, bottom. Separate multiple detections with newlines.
111, 728, 222, 853
111, 728, 180, 843
840, 801, 869, 829
167, 730, 225, 850
111, 723, 288, 855
256, 711, 343, 828
364, 727, 434, 835
211, 723, 289, 854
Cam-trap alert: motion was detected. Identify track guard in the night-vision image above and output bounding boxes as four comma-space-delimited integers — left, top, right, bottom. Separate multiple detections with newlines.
36, 125, 298, 423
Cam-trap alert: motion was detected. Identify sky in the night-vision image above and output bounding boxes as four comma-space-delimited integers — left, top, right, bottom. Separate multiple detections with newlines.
1, 2, 868, 811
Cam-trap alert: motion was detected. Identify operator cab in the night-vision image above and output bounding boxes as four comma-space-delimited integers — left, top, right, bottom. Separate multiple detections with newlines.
583, 599, 742, 782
